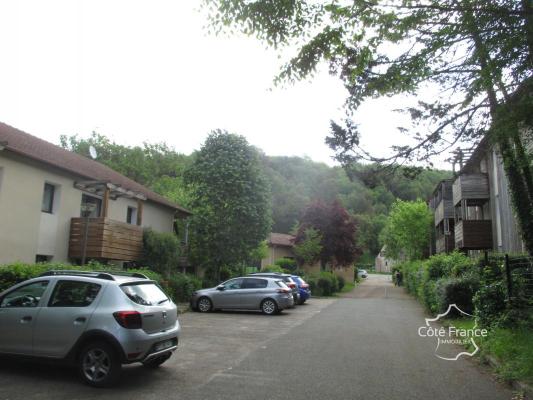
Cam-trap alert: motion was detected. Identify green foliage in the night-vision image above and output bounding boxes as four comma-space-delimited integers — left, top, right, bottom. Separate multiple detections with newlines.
481, 327, 533, 384
142, 229, 181, 277
165, 273, 202, 303
184, 130, 272, 279
0, 262, 199, 304
260, 264, 285, 273
205, 0, 533, 253
399, 253, 480, 315
293, 228, 322, 266
337, 275, 345, 291
305, 271, 340, 296
274, 258, 297, 273
473, 282, 508, 328
436, 274, 480, 315
381, 199, 432, 261
249, 241, 268, 262
60, 132, 193, 208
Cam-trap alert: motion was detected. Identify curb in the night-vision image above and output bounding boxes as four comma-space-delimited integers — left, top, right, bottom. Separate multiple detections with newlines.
484, 355, 533, 399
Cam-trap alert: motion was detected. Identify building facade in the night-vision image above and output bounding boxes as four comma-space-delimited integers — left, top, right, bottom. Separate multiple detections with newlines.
430, 137, 525, 255
0, 122, 191, 265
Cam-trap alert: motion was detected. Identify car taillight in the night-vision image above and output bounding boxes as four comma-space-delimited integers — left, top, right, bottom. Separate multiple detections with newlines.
113, 311, 142, 329
287, 283, 296, 289
301, 283, 309, 289
277, 288, 291, 294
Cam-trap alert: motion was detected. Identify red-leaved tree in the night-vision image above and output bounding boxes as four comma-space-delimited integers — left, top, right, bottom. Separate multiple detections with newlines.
295, 200, 361, 269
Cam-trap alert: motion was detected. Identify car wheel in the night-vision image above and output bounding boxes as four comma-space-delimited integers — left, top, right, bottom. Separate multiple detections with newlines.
79, 341, 121, 387
261, 299, 278, 315
197, 297, 213, 313
143, 353, 171, 369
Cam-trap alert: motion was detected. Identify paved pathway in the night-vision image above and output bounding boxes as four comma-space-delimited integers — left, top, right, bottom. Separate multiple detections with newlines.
0, 275, 515, 400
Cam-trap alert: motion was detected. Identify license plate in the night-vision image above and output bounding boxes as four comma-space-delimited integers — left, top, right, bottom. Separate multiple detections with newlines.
155, 339, 173, 351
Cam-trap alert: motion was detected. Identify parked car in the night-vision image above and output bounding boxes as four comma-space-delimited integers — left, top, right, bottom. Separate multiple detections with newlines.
0, 270, 180, 387
190, 277, 294, 315
248, 273, 301, 304
290, 275, 311, 304
358, 269, 368, 279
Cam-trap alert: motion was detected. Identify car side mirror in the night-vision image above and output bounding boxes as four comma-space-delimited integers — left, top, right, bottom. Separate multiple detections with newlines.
216, 285, 225, 291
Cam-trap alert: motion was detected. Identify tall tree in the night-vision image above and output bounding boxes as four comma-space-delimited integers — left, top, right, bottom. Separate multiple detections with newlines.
205, 0, 533, 253
184, 130, 272, 279
381, 199, 432, 261
295, 200, 361, 268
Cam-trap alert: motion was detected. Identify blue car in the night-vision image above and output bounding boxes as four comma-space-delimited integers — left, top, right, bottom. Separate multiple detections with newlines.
291, 276, 311, 304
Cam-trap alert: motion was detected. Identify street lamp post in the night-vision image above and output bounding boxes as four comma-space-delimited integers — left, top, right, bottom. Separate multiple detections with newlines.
80, 203, 96, 266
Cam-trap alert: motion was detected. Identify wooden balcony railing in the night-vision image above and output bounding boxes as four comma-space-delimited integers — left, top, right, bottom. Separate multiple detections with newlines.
454, 220, 493, 250
69, 217, 143, 261
452, 173, 489, 206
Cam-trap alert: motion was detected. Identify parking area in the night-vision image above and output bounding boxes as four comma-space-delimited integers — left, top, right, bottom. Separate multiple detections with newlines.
0, 298, 336, 400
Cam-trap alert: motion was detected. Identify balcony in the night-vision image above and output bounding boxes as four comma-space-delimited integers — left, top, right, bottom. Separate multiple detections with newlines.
434, 199, 454, 226
452, 173, 489, 206
454, 220, 493, 250
68, 217, 143, 261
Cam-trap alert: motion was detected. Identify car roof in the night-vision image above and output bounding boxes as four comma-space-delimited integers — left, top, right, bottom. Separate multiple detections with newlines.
37, 270, 151, 284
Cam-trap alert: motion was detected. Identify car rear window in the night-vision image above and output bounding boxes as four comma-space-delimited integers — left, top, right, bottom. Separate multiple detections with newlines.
275, 280, 289, 289
121, 282, 168, 306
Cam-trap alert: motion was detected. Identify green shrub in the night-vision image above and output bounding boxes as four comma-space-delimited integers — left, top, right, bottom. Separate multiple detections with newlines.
274, 258, 297, 273
304, 271, 340, 296
142, 229, 181, 276
261, 264, 286, 273
435, 273, 480, 315
166, 273, 202, 302
473, 281, 507, 328
337, 275, 345, 291
0, 262, 199, 303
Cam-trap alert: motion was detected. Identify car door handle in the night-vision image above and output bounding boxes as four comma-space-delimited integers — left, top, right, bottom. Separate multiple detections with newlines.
74, 317, 87, 325
20, 316, 32, 323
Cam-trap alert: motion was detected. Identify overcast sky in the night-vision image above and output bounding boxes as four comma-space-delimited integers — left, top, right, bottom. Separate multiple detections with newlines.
0, 0, 447, 168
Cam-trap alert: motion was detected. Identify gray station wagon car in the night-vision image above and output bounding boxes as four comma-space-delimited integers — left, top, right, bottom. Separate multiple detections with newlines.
190, 277, 294, 315
0, 270, 180, 387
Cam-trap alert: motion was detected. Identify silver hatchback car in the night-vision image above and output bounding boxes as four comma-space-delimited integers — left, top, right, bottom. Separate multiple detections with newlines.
0, 270, 180, 387
190, 277, 294, 315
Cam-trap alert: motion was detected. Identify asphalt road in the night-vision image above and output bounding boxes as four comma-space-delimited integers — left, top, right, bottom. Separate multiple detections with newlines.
0, 275, 515, 400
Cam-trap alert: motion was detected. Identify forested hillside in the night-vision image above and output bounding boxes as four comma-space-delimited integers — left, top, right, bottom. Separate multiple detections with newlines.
61, 133, 450, 261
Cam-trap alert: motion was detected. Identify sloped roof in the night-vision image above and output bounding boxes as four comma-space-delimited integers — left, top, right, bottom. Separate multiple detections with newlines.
0, 122, 191, 215
267, 233, 295, 247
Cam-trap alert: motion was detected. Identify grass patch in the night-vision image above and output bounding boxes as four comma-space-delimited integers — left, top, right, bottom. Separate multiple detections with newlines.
340, 281, 355, 293
483, 327, 533, 384
443, 318, 533, 384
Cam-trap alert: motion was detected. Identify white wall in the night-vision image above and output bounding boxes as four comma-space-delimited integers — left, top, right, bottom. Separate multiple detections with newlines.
0, 152, 176, 264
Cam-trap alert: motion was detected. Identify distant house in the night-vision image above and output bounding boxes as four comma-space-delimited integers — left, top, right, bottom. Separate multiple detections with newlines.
0, 122, 191, 265
260, 233, 296, 269
260, 232, 355, 282
429, 136, 527, 255
375, 246, 394, 273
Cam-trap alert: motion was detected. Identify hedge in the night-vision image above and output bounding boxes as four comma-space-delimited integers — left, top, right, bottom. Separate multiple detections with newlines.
399, 252, 480, 315
305, 271, 340, 296
0, 262, 200, 303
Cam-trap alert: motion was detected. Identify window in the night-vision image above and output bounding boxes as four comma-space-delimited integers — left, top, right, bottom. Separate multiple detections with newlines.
35, 255, 53, 263
242, 278, 268, 289
223, 278, 244, 290
49, 281, 101, 307
126, 206, 137, 224
0, 281, 49, 308
41, 183, 55, 213
120, 283, 168, 306
81, 194, 102, 218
